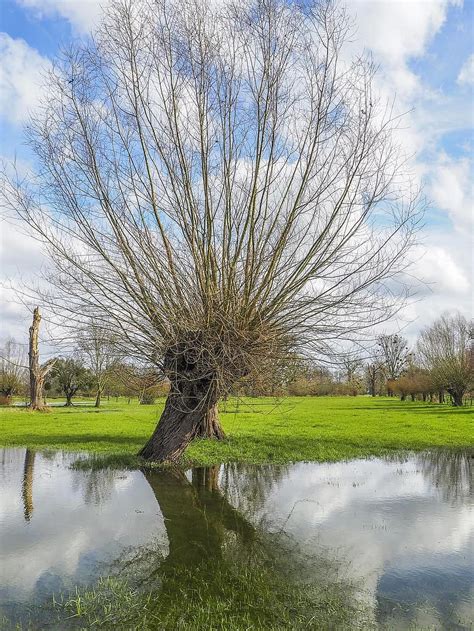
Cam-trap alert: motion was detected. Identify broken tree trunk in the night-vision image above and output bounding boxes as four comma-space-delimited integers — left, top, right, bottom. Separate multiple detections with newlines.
28, 307, 55, 410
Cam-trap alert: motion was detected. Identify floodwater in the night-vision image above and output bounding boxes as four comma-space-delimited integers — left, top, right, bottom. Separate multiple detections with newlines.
0, 448, 472, 630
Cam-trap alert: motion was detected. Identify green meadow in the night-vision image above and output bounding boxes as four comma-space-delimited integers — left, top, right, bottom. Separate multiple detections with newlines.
0, 396, 472, 466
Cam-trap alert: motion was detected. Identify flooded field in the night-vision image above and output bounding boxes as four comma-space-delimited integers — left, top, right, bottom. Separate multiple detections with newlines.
0, 448, 472, 629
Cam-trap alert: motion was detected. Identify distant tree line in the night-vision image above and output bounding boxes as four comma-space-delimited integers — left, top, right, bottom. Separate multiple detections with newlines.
0, 322, 170, 407
1, 312, 471, 407
235, 312, 473, 406
0, 353, 170, 407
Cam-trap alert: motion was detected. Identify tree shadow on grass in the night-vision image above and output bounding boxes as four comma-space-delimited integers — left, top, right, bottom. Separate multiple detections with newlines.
197, 434, 474, 462
342, 402, 474, 415
6, 434, 146, 450
7, 430, 473, 470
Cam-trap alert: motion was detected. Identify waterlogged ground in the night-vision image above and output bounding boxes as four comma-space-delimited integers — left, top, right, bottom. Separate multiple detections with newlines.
0, 448, 472, 630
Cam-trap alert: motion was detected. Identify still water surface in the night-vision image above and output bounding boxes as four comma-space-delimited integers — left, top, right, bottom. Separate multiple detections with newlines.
0, 448, 472, 629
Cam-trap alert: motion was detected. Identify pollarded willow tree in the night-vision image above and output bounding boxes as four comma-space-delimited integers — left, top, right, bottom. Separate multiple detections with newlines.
417, 313, 473, 407
3, 0, 423, 461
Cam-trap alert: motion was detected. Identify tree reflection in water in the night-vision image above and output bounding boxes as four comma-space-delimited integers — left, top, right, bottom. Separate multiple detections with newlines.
14, 450, 472, 629
143, 466, 257, 569
416, 450, 473, 504
22, 448, 35, 522
71, 466, 118, 505
56, 464, 371, 630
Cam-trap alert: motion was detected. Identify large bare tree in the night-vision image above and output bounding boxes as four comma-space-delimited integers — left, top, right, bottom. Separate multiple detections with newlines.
365, 361, 383, 397
2, 0, 422, 460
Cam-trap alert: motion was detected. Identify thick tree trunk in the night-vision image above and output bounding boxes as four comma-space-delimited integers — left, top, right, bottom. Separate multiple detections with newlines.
451, 390, 464, 407
139, 387, 219, 462
400, 393, 406, 401
65, 393, 73, 407
139, 337, 230, 462
194, 403, 226, 439
439, 390, 444, 404
95, 389, 101, 408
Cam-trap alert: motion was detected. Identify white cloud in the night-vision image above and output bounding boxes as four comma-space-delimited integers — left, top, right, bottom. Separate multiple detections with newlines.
350, 0, 449, 63
344, 0, 472, 336
412, 245, 469, 295
0, 33, 49, 124
457, 53, 474, 86
347, 0, 457, 100
0, 218, 47, 343
430, 154, 473, 232
400, 225, 472, 344
16, 0, 108, 33
340, 0, 468, 176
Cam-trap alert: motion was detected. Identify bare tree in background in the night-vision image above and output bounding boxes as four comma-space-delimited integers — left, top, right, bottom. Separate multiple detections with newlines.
341, 355, 362, 395
51, 356, 91, 406
121, 363, 166, 405
417, 313, 473, 407
0, 338, 27, 402
2, 0, 422, 461
377, 334, 411, 395
365, 362, 383, 397
77, 322, 118, 407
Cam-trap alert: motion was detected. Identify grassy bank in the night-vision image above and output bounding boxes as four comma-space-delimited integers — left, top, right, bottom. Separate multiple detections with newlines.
0, 396, 472, 466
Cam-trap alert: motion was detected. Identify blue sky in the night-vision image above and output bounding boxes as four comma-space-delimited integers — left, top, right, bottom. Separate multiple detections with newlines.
0, 0, 473, 343
410, 1, 471, 88
1, 0, 73, 55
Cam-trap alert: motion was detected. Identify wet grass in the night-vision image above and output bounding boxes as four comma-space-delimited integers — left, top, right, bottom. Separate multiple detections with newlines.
54, 571, 369, 631
0, 396, 472, 467
31, 534, 374, 631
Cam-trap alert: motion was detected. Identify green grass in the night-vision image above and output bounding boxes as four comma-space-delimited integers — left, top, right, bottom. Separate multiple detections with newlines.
11, 532, 374, 630
47, 552, 373, 631
0, 396, 472, 466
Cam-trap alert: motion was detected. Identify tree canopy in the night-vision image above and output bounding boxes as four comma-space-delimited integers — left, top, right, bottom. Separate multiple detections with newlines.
3, 0, 423, 459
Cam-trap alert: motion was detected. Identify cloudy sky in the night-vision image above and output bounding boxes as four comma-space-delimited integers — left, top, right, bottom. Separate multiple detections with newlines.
0, 0, 472, 347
